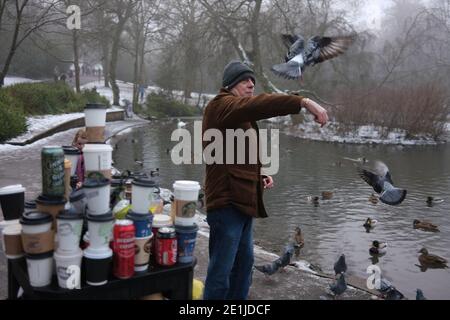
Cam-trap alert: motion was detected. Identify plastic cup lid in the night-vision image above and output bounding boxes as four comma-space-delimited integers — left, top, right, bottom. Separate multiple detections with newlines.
57, 210, 84, 220
127, 211, 153, 221
132, 178, 158, 188
62, 146, 81, 155
83, 178, 110, 188
0, 184, 25, 196
173, 181, 201, 191
69, 189, 86, 202
86, 212, 114, 222
20, 211, 53, 226
35, 194, 67, 206
26, 251, 54, 260
83, 247, 112, 259
85, 103, 107, 110
175, 223, 199, 232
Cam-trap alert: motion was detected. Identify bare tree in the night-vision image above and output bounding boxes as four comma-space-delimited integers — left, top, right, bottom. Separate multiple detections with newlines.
0, 0, 64, 87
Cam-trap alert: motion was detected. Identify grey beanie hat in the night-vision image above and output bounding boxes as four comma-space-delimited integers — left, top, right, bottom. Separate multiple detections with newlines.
222, 60, 256, 90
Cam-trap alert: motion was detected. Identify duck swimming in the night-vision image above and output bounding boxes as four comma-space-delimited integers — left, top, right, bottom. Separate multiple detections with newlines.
322, 191, 333, 200
413, 220, 440, 232
364, 218, 378, 229
418, 248, 448, 268
426, 196, 444, 207
369, 193, 379, 204
306, 196, 320, 206
370, 241, 387, 255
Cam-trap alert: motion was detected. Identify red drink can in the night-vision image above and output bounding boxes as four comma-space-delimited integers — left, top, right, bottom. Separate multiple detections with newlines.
156, 227, 177, 266
113, 219, 135, 279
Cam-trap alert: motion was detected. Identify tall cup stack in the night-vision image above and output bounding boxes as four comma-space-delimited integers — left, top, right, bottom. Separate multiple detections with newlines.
172, 181, 200, 264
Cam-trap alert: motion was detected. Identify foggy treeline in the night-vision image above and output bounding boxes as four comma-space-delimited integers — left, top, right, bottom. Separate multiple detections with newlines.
0, 0, 449, 136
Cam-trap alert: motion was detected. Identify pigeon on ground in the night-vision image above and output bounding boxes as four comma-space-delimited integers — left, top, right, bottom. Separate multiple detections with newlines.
271, 34, 355, 82
385, 287, 405, 300
254, 260, 281, 276
254, 243, 295, 276
334, 254, 347, 275
358, 160, 407, 206
329, 273, 347, 298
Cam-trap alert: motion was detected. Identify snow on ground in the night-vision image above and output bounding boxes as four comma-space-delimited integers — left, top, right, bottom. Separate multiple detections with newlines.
3, 76, 41, 87
81, 80, 215, 108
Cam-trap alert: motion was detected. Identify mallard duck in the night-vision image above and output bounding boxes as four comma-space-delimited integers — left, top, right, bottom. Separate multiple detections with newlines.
293, 227, 304, 249
364, 218, 378, 229
413, 220, 440, 232
369, 193, 379, 204
370, 241, 387, 255
306, 196, 320, 205
418, 248, 448, 268
322, 191, 333, 200
426, 196, 444, 207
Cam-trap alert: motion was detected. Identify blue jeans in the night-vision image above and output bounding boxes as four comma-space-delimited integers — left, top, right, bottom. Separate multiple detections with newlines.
203, 206, 254, 300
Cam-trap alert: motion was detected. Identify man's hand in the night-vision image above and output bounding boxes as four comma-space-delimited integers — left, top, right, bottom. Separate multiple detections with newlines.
262, 175, 274, 189
303, 99, 328, 127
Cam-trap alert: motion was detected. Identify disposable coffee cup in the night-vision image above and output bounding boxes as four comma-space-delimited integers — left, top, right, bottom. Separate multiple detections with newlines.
69, 189, 87, 215
127, 210, 153, 238
87, 212, 114, 249
131, 178, 160, 214
35, 195, 67, 229
82, 144, 112, 179
134, 234, 153, 272
2, 223, 24, 259
20, 211, 54, 254
26, 251, 54, 287
54, 249, 83, 289
85, 104, 107, 143
83, 246, 112, 286
83, 178, 111, 216
0, 185, 25, 221
175, 224, 199, 264
56, 211, 83, 253
172, 181, 200, 225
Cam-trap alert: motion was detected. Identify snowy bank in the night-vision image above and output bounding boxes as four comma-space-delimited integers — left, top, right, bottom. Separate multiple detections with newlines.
3, 76, 41, 87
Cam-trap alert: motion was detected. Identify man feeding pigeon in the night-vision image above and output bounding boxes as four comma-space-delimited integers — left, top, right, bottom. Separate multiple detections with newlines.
202, 60, 328, 300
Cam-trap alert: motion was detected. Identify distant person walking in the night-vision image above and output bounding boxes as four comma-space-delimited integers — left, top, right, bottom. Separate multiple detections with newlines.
139, 84, 146, 103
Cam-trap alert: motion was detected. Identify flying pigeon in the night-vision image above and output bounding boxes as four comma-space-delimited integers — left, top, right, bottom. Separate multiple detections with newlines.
358, 160, 407, 206
334, 254, 347, 275
271, 34, 355, 82
329, 273, 347, 298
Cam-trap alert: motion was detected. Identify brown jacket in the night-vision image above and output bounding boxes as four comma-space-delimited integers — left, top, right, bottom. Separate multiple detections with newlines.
202, 88, 305, 218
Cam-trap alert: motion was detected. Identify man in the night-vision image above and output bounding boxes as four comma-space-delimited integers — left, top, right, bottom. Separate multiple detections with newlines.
202, 60, 328, 300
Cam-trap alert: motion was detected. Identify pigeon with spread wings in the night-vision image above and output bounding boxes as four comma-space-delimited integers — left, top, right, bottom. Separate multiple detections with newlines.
271, 34, 356, 82
357, 160, 407, 206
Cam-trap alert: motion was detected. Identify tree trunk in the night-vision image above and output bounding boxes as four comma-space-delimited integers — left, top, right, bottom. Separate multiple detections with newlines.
102, 40, 110, 87
72, 29, 81, 93
0, 1, 23, 88
132, 25, 140, 108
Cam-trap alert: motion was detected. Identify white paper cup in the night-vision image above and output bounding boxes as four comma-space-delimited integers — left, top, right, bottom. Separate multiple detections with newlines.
2, 223, 24, 259
26, 251, 54, 287
20, 211, 53, 234
87, 212, 114, 249
54, 249, 83, 289
56, 211, 84, 253
173, 181, 200, 201
84, 104, 107, 127
83, 178, 111, 215
83, 144, 112, 173
132, 179, 160, 214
